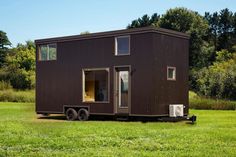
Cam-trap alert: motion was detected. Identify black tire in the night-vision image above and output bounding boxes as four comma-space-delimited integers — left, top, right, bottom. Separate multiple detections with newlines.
66, 108, 78, 121
78, 108, 89, 121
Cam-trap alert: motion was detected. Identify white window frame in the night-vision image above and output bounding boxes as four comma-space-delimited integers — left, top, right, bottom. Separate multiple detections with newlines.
167, 66, 176, 81
82, 68, 110, 103
38, 43, 57, 61
115, 35, 130, 56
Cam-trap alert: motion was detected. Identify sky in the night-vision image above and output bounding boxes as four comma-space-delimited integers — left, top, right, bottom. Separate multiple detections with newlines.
1, 0, 236, 46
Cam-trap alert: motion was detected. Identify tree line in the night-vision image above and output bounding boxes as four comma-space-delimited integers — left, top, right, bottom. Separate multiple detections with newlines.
0, 7, 235, 100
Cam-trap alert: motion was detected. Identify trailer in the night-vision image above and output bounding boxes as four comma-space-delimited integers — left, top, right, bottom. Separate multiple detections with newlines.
35, 26, 196, 122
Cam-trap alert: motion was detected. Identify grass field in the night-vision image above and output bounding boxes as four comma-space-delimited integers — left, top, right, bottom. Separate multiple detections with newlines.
189, 91, 236, 110
0, 102, 235, 157
0, 90, 34, 103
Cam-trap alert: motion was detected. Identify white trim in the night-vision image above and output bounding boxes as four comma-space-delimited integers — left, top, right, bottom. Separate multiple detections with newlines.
82, 67, 110, 103
167, 66, 176, 81
115, 35, 130, 56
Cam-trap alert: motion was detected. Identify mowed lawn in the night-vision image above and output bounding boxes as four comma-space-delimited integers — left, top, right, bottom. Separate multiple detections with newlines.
0, 102, 235, 157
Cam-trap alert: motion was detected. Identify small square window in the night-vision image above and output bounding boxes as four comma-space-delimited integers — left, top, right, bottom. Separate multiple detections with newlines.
115, 36, 130, 55
167, 67, 176, 80
39, 43, 57, 61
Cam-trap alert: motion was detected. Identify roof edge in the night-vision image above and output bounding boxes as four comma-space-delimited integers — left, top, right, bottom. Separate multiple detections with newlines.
35, 26, 190, 44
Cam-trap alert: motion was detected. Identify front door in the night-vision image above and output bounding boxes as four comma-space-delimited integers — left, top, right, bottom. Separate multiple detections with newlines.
114, 66, 130, 114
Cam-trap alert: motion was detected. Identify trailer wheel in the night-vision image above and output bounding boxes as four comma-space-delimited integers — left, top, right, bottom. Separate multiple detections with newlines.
78, 108, 89, 121
66, 108, 78, 121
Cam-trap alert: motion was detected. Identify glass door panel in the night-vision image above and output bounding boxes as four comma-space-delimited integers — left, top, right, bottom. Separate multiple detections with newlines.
118, 71, 129, 108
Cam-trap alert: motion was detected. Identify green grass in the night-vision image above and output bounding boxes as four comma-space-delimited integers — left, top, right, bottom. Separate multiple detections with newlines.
189, 91, 236, 110
0, 102, 236, 156
0, 89, 35, 102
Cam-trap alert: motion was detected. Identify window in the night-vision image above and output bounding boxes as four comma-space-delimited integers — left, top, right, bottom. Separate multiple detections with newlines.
83, 68, 109, 102
115, 36, 130, 55
167, 66, 176, 80
39, 44, 57, 61
119, 71, 129, 107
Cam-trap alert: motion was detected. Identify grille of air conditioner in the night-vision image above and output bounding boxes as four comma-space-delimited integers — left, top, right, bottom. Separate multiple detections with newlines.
169, 104, 184, 117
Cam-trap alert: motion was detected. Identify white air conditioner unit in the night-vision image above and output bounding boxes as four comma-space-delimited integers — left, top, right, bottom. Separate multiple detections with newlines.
169, 104, 184, 117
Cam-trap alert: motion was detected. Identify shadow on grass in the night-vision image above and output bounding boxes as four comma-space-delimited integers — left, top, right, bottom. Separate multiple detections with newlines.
37, 114, 196, 124
38, 115, 66, 121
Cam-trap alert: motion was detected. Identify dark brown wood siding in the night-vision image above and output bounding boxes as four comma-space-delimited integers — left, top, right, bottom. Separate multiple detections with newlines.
152, 33, 189, 115
36, 27, 189, 116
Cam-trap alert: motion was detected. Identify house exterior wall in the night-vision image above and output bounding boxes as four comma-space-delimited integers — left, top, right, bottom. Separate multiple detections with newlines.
152, 33, 189, 115
36, 27, 189, 116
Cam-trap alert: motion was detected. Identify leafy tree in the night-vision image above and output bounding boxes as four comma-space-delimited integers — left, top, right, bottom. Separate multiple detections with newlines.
198, 41, 215, 67
0, 31, 11, 67
195, 51, 236, 100
218, 8, 235, 51
8, 69, 35, 89
215, 49, 233, 62
6, 45, 35, 71
205, 9, 236, 52
204, 12, 219, 52
16, 40, 36, 50
127, 13, 160, 28
80, 31, 90, 35
150, 13, 160, 24
2, 41, 36, 89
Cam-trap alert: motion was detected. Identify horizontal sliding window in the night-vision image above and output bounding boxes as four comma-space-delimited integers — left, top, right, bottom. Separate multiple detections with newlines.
39, 44, 57, 61
83, 68, 109, 103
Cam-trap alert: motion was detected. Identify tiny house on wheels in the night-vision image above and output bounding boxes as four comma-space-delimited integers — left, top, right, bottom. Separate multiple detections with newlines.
35, 26, 196, 122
